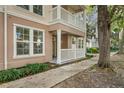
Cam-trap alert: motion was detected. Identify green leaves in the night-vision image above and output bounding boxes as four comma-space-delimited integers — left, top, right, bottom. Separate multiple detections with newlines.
87, 48, 99, 53
0, 63, 49, 83
110, 6, 124, 32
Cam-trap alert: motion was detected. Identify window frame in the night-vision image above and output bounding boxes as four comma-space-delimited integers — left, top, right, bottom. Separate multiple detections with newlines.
16, 26, 30, 56
33, 30, 44, 54
33, 5, 43, 16
77, 38, 84, 49
13, 24, 45, 59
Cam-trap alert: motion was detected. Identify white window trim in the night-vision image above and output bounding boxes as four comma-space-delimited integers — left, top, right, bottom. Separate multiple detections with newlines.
13, 23, 45, 59
76, 37, 84, 49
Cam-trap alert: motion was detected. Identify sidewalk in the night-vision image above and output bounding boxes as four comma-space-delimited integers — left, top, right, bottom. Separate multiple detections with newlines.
0, 56, 98, 88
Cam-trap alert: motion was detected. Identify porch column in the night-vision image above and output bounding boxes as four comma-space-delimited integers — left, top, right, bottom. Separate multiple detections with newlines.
83, 10, 87, 57
75, 37, 77, 59
57, 29, 61, 64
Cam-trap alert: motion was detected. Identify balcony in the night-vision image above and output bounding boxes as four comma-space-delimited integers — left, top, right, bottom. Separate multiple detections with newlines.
50, 6, 86, 31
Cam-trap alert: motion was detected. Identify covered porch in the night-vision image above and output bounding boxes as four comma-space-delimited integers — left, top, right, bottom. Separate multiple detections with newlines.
51, 29, 86, 64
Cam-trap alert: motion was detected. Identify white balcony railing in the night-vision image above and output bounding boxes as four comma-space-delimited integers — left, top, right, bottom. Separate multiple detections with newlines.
50, 7, 85, 31
61, 49, 84, 62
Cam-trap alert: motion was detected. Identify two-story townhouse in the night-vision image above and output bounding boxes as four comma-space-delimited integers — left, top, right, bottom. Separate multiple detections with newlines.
0, 5, 86, 70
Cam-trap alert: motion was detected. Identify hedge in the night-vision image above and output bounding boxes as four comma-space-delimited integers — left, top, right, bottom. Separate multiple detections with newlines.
0, 63, 49, 83
87, 48, 99, 53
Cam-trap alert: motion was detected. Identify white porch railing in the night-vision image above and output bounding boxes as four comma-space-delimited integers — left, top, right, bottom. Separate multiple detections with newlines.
50, 7, 85, 31
61, 49, 84, 62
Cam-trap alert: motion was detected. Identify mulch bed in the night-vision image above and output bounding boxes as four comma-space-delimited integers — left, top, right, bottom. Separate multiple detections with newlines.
53, 64, 124, 88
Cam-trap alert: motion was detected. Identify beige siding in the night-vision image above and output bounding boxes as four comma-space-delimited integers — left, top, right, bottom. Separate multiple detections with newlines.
7, 5, 52, 24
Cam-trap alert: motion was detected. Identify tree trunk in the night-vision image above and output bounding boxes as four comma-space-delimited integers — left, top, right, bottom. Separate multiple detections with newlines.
119, 29, 124, 54
98, 5, 111, 68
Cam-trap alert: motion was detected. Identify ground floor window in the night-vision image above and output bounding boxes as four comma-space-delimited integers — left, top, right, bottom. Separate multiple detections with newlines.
16, 26, 30, 55
33, 30, 43, 54
14, 24, 45, 58
77, 38, 84, 49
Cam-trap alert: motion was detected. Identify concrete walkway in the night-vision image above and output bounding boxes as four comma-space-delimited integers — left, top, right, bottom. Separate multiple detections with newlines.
0, 56, 99, 88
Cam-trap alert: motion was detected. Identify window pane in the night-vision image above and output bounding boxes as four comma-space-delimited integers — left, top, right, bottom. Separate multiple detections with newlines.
38, 48, 42, 53
24, 43, 29, 49
24, 35, 29, 41
17, 48, 23, 55
24, 49, 29, 54
16, 26, 23, 40
33, 43, 42, 49
33, 36, 38, 42
33, 5, 43, 16
33, 30, 38, 42
33, 43, 43, 54
78, 39, 81, 48
16, 42, 29, 55
17, 42, 24, 48
33, 30, 43, 42
39, 32, 43, 42
72, 37, 75, 44
33, 30, 43, 54
52, 5, 57, 8
24, 28, 29, 35
82, 40, 83, 48
34, 43, 38, 48
34, 30, 38, 36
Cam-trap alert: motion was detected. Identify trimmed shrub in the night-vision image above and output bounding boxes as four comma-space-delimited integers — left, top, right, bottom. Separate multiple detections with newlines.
86, 54, 93, 58
87, 48, 99, 53
0, 63, 49, 83
26, 63, 49, 74
110, 47, 119, 52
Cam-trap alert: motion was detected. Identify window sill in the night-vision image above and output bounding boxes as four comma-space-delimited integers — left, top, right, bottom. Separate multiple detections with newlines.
13, 54, 45, 59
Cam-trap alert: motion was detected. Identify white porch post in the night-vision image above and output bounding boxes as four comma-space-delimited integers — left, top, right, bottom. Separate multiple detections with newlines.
75, 37, 77, 59
83, 10, 87, 57
57, 29, 61, 64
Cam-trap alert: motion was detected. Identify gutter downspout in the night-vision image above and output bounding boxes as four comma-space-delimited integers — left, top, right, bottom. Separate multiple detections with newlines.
3, 6, 7, 70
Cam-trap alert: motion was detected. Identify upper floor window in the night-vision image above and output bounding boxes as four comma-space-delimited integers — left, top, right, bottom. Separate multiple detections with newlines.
17, 5, 29, 10
33, 5, 43, 16
52, 5, 57, 8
